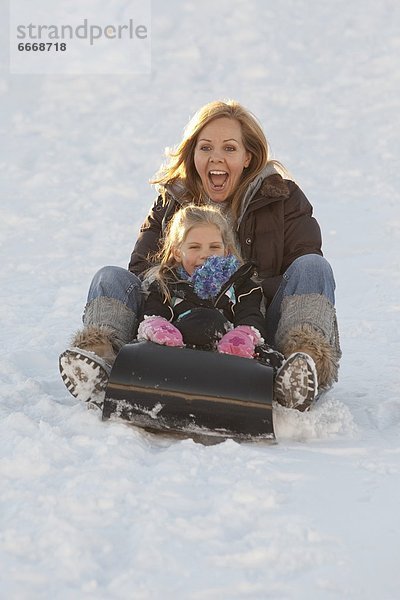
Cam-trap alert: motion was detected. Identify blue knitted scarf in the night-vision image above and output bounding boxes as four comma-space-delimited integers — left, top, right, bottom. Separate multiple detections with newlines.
177, 255, 240, 300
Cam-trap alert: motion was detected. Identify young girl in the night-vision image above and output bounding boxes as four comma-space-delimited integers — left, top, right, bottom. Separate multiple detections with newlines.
137, 204, 283, 367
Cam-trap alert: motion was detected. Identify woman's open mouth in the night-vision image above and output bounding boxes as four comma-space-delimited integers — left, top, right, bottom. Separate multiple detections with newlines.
208, 170, 228, 191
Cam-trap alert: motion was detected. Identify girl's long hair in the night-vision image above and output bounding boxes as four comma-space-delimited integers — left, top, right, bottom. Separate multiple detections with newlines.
151, 99, 287, 219
145, 204, 243, 301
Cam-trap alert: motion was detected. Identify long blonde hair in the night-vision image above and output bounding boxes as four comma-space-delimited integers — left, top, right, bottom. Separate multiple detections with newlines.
151, 99, 287, 219
146, 204, 243, 301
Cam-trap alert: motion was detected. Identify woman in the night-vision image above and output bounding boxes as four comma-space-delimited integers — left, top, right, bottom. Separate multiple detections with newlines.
59, 99, 341, 411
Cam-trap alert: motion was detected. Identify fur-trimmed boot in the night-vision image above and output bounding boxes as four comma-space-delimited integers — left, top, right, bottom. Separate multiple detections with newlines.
274, 293, 341, 411
59, 292, 138, 410
59, 324, 122, 410
280, 323, 339, 389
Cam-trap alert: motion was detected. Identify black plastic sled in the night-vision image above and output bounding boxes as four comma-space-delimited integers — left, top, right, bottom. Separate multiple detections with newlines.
102, 341, 275, 441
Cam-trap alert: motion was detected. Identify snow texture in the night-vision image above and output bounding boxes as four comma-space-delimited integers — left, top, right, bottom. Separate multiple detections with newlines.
1, 0, 400, 598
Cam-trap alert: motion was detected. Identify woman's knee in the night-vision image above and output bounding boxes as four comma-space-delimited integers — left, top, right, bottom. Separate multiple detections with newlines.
92, 265, 138, 286
288, 254, 333, 279
88, 266, 142, 306
283, 254, 336, 303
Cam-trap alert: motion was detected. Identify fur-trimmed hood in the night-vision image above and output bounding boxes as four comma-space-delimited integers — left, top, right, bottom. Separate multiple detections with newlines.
236, 164, 291, 228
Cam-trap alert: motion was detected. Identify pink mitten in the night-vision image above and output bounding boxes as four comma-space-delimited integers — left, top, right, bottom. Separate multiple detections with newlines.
217, 325, 262, 359
137, 316, 184, 347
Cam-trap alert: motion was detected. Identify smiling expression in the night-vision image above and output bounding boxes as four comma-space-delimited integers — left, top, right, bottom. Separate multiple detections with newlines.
194, 117, 252, 203
173, 224, 226, 275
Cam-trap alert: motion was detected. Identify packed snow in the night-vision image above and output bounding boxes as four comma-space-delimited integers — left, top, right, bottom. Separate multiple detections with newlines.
1, 0, 400, 598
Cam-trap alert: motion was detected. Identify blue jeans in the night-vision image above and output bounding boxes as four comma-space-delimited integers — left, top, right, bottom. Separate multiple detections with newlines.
83, 266, 143, 344
87, 266, 143, 314
85, 255, 336, 347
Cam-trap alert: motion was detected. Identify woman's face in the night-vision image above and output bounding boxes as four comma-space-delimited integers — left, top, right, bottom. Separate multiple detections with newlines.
173, 224, 226, 275
194, 117, 252, 203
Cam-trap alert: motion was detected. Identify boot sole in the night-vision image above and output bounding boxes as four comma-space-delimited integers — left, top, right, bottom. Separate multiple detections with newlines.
274, 352, 318, 411
59, 348, 111, 410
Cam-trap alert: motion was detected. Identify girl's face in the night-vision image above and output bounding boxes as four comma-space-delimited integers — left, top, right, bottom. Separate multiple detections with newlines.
173, 224, 226, 275
194, 117, 252, 203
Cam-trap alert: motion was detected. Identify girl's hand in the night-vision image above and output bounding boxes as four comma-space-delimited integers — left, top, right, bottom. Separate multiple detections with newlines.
137, 316, 184, 347
217, 325, 262, 359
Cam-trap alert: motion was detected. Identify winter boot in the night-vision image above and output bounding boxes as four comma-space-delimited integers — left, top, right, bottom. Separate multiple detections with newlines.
59, 324, 121, 410
278, 323, 339, 391
274, 352, 318, 411
274, 293, 341, 410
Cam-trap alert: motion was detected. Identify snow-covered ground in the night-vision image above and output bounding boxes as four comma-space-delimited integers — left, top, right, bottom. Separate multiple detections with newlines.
1, 0, 400, 598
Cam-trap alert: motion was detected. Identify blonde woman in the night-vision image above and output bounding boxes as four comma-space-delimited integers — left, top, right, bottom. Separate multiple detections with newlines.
60, 100, 340, 411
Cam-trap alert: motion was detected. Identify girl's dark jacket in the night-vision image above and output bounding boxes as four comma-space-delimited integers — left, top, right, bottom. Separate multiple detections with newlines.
143, 263, 266, 340
129, 168, 322, 308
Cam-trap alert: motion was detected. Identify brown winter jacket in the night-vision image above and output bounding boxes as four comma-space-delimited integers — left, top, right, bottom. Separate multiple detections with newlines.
129, 170, 322, 308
